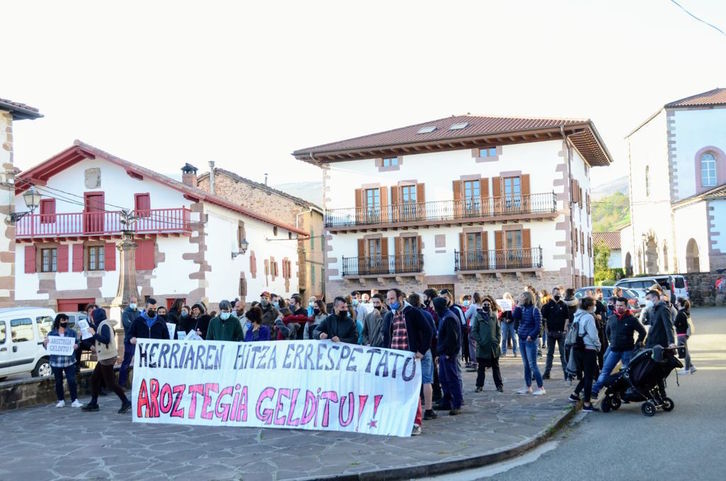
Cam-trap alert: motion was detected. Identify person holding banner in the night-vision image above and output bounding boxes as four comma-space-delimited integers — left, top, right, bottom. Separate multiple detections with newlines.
313, 297, 358, 344
207, 300, 244, 342
127, 298, 171, 343
43, 314, 82, 408
82, 309, 132, 414
244, 306, 270, 341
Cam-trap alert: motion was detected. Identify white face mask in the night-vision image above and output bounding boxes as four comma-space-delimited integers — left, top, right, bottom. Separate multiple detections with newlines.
220, 312, 231, 321
645, 300, 654, 309
129, 303, 137, 310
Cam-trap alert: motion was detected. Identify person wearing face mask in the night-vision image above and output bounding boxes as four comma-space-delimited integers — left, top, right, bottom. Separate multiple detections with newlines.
304, 300, 328, 340
174, 305, 192, 339
259, 291, 279, 327
362, 293, 387, 347
463, 293, 483, 373
313, 297, 358, 344
128, 298, 171, 345
590, 297, 646, 399
568, 297, 601, 411
644, 290, 676, 349
43, 314, 82, 408
471, 296, 503, 393
207, 300, 244, 341
119, 296, 140, 389
244, 306, 270, 341
541, 287, 570, 380
513, 291, 546, 396
422, 288, 442, 402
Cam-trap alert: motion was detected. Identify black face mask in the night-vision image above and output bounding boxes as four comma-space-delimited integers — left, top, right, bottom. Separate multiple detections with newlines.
482, 305, 491, 312
60, 322, 69, 328
147, 309, 156, 318
313, 308, 321, 315
554, 295, 561, 301
374, 305, 382, 311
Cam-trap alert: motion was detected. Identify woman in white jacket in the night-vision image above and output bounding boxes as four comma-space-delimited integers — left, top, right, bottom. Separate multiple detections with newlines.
568, 297, 602, 412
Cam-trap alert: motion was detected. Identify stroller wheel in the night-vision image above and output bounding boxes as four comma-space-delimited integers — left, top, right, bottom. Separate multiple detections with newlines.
610, 397, 622, 411
662, 397, 675, 412
641, 401, 657, 417
601, 397, 612, 413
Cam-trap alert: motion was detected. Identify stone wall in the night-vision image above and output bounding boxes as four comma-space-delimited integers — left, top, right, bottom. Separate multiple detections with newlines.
681, 272, 726, 306
326, 271, 571, 301
0, 111, 15, 307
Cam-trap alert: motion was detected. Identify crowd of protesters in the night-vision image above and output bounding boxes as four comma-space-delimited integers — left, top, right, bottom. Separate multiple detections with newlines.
45, 282, 693, 435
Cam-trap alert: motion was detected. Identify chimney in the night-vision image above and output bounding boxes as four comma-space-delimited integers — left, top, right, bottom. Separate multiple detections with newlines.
264, 173, 268, 186
208, 160, 216, 195
181, 163, 198, 187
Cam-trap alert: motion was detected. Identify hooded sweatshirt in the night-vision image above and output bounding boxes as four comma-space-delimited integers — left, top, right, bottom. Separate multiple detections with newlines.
574, 309, 601, 351
128, 310, 170, 340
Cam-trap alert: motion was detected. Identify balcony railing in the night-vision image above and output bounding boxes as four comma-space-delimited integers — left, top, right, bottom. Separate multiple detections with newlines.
16, 208, 192, 239
325, 192, 557, 228
342, 254, 423, 277
455, 247, 543, 271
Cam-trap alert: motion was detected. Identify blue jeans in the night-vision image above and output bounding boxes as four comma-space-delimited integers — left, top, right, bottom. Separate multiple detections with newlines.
438, 355, 463, 409
52, 365, 78, 402
501, 321, 518, 355
421, 350, 434, 384
118, 341, 135, 387
521, 340, 543, 388
592, 349, 633, 394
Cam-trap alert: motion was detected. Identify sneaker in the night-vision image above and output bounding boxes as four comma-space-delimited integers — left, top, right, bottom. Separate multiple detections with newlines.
466, 367, 478, 372
81, 403, 99, 412
516, 386, 532, 395
118, 401, 132, 414
582, 404, 600, 412
568, 393, 580, 403
71, 400, 83, 408
55, 400, 65, 408
423, 409, 438, 420
475, 386, 483, 393
449, 408, 462, 416
532, 388, 546, 396
542, 373, 551, 380
677, 368, 690, 375
513, 352, 518, 357
411, 425, 422, 436
496, 386, 504, 393
690, 366, 697, 374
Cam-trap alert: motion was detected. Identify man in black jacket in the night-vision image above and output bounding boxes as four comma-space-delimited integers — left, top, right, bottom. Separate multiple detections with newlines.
541, 287, 569, 380
128, 298, 171, 344
591, 297, 646, 397
645, 290, 676, 349
433, 296, 463, 416
313, 297, 358, 344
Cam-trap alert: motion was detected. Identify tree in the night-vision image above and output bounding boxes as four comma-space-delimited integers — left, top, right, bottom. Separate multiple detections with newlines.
594, 240, 614, 284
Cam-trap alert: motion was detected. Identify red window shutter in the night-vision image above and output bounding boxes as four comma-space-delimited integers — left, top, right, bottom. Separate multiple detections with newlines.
57, 245, 69, 273
24, 245, 36, 273
250, 251, 257, 278
72, 244, 84, 272
104, 243, 116, 271
135, 239, 155, 270
39, 199, 56, 224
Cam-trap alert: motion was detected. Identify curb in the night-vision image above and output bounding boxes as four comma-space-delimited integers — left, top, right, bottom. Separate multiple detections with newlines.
295, 405, 577, 481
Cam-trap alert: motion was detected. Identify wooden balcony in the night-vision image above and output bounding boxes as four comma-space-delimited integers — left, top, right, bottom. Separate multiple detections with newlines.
15, 208, 192, 241
455, 247, 543, 272
325, 193, 557, 232
341, 254, 423, 278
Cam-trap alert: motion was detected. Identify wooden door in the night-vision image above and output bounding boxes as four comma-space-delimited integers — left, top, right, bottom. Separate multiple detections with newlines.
84, 192, 105, 234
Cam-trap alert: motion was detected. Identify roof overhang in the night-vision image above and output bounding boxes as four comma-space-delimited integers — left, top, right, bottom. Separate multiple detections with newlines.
0, 98, 43, 120
294, 121, 612, 167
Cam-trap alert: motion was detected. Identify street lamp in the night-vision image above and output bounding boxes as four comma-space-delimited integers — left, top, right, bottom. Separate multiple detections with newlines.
231, 238, 249, 258
9, 187, 42, 223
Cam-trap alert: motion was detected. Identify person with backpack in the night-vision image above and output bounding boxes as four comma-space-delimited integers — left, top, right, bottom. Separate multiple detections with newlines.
513, 291, 546, 396
568, 297, 601, 412
470, 295, 503, 393
82, 308, 132, 414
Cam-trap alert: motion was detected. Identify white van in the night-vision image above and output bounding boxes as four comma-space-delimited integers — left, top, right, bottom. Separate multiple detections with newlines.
0, 307, 56, 380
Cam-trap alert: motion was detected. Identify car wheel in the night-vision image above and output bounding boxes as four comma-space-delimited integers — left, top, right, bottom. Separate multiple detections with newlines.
641, 401, 656, 417
31, 358, 52, 377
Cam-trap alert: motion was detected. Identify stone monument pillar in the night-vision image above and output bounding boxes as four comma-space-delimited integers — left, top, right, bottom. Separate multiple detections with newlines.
110, 231, 139, 354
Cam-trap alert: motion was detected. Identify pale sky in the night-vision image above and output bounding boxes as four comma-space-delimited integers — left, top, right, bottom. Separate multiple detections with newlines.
4, 0, 726, 189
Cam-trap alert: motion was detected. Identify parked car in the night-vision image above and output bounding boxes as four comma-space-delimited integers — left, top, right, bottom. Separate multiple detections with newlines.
574, 286, 642, 313
615, 275, 689, 301
0, 307, 55, 380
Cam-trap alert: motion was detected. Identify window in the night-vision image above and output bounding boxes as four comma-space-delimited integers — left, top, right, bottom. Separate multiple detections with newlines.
368, 238, 382, 259
466, 232, 483, 253
88, 245, 105, 271
479, 147, 498, 158
701, 153, 717, 187
463, 180, 481, 214
417, 126, 437, 134
401, 184, 417, 220
0, 321, 6, 344
273, 226, 278, 236
402, 237, 419, 270
503, 176, 522, 209
10, 318, 33, 342
39, 199, 56, 224
382, 157, 399, 167
450, 122, 469, 130
645, 166, 650, 196
366, 188, 381, 220
506, 230, 523, 266
41, 248, 57, 273
37, 316, 53, 339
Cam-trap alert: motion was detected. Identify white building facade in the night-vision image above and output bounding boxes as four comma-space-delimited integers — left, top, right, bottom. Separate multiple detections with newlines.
625, 88, 726, 275
13, 141, 303, 312
294, 116, 613, 299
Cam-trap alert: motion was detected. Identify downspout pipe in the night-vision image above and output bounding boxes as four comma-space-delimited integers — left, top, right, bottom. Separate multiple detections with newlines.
208, 160, 215, 195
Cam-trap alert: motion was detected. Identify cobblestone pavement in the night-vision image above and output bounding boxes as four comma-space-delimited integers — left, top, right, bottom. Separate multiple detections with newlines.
0, 354, 574, 481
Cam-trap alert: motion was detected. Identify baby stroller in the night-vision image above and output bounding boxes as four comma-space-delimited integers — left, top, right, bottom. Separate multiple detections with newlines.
600, 346, 682, 417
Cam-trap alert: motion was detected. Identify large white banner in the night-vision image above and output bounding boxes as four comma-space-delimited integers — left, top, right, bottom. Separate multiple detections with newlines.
132, 339, 421, 437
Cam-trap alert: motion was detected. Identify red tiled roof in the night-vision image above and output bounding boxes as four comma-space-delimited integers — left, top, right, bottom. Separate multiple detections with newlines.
293, 115, 612, 167
0, 97, 42, 120
593, 232, 621, 250
665, 88, 726, 108
15, 141, 308, 236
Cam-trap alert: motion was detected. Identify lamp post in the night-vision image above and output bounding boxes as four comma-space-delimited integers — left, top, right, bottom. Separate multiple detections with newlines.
110, 210, 139, 349
8, 187, 41, 223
